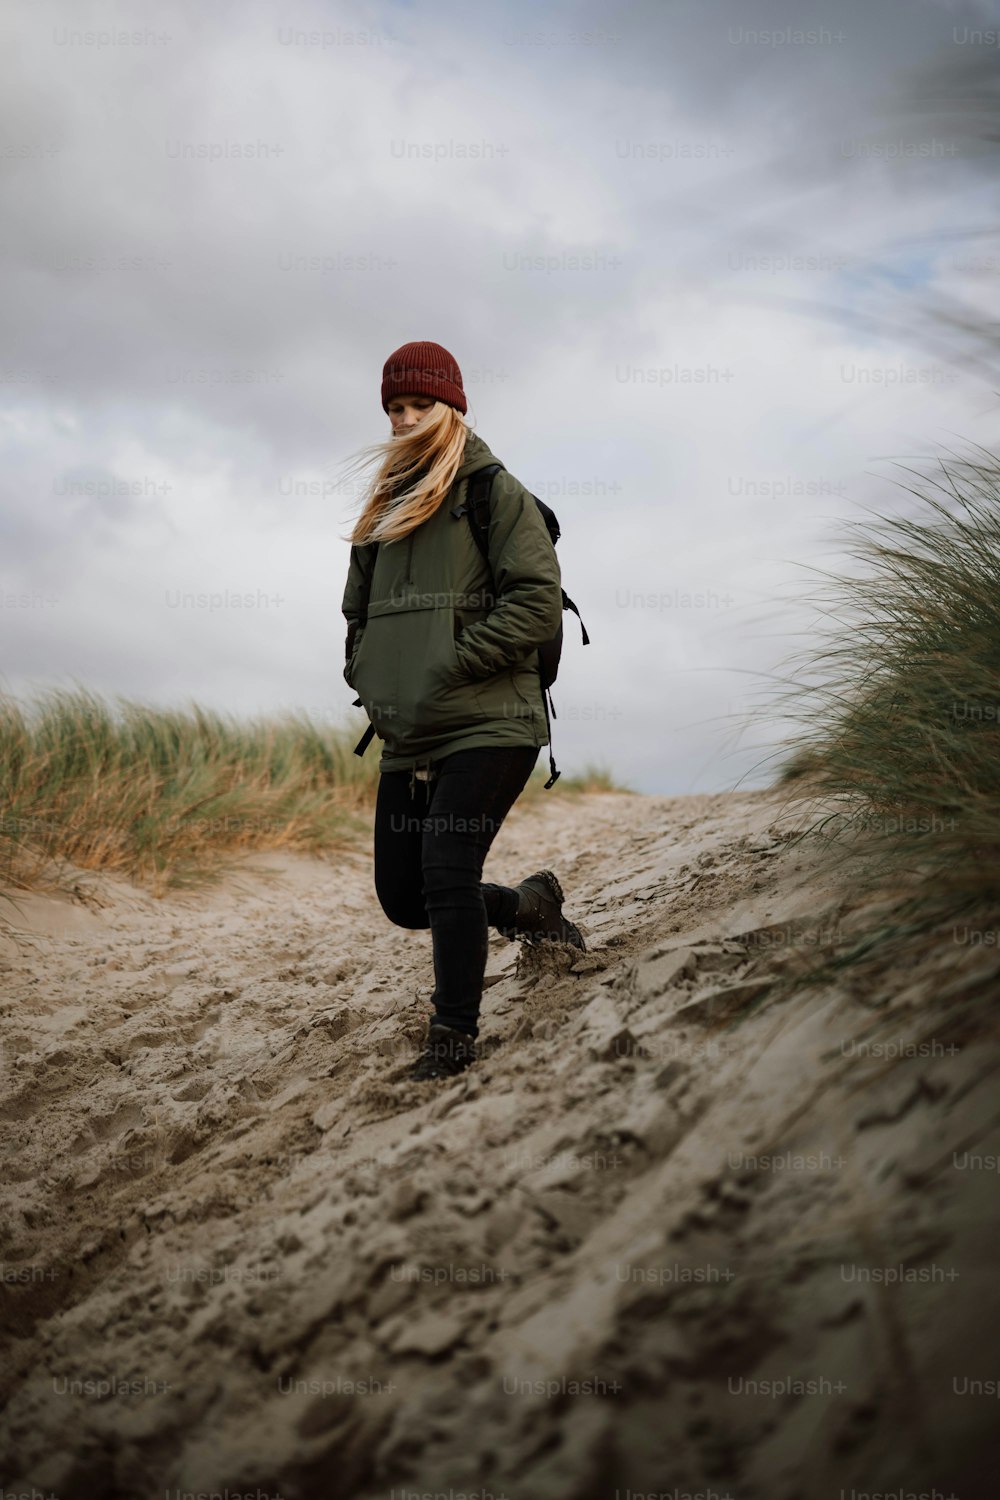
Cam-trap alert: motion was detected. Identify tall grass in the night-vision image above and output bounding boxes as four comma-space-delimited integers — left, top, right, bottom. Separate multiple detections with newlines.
0, 688, 381, 894
0, 687, 630, 895
766, 448, 1000, 983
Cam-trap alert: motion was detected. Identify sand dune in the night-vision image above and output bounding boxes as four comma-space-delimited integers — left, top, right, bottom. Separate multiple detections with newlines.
1, 787, 998, 1498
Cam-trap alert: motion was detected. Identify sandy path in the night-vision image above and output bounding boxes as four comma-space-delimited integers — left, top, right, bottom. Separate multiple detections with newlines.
1, 787, 998, 1498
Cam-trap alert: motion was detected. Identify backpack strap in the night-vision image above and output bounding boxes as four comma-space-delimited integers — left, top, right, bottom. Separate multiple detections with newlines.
352, 700, 376, 758
562, 592, 590, 645
462, 464, 502, 571
464, 470, 589, 647
540, 688, 560, 788
461, 465, 562, 787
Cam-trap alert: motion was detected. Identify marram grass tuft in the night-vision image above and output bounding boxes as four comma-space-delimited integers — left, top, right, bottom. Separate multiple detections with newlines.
762, 447, 1000, 991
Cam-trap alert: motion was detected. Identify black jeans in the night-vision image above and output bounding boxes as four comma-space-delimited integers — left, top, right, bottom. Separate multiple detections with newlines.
373, 745, 540, 1038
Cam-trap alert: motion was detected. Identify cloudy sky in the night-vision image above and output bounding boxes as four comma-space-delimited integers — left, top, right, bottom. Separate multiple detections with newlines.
2, 0, 998, 794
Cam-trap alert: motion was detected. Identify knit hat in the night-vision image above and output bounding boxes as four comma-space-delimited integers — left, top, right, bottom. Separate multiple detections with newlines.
381, 341, 467, 416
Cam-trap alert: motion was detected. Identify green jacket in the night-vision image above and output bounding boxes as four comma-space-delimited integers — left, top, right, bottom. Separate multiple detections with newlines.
341, 430, 562, 773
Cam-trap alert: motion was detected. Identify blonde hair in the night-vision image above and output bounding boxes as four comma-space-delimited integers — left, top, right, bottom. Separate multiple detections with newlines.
340, 401, 471, 546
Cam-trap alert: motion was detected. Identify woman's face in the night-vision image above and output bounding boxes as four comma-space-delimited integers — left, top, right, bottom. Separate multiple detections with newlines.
387, 393, 435, 435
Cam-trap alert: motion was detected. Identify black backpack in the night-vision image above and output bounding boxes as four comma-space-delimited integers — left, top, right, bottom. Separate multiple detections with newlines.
349, 463, 589, 787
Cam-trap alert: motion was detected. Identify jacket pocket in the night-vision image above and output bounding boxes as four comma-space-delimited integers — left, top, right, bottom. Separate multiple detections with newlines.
395, 604, 481, 741
472, 665, 537, 728
354, 602, 483, 748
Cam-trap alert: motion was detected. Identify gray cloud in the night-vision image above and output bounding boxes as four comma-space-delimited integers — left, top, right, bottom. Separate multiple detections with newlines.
1, 0, 996, 792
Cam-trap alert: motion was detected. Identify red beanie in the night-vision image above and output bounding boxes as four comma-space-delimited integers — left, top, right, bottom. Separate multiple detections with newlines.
381, 341, 467, 416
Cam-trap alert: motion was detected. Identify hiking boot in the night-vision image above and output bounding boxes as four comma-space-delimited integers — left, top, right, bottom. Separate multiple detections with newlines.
498, 869, 586, 951
409, 1023, 478, 1081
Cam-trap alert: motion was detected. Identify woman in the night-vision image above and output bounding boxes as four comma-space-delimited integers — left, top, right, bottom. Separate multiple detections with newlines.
340, 341, 586, 1082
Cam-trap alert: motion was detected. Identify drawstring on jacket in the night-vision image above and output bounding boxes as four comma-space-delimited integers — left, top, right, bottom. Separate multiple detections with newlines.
409, 758, 437, 801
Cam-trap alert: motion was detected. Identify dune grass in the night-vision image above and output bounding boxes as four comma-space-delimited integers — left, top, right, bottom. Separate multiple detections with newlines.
0, 687, 383, 894
0, 686, 629, 895
760, 447, 1000, 995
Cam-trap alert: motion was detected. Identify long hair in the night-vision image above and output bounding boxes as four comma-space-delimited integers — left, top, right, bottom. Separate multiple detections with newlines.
339, 401, 471, 546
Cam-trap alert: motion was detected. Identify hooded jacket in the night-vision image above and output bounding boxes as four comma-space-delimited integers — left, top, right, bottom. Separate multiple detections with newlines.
341, 430, 562, 775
